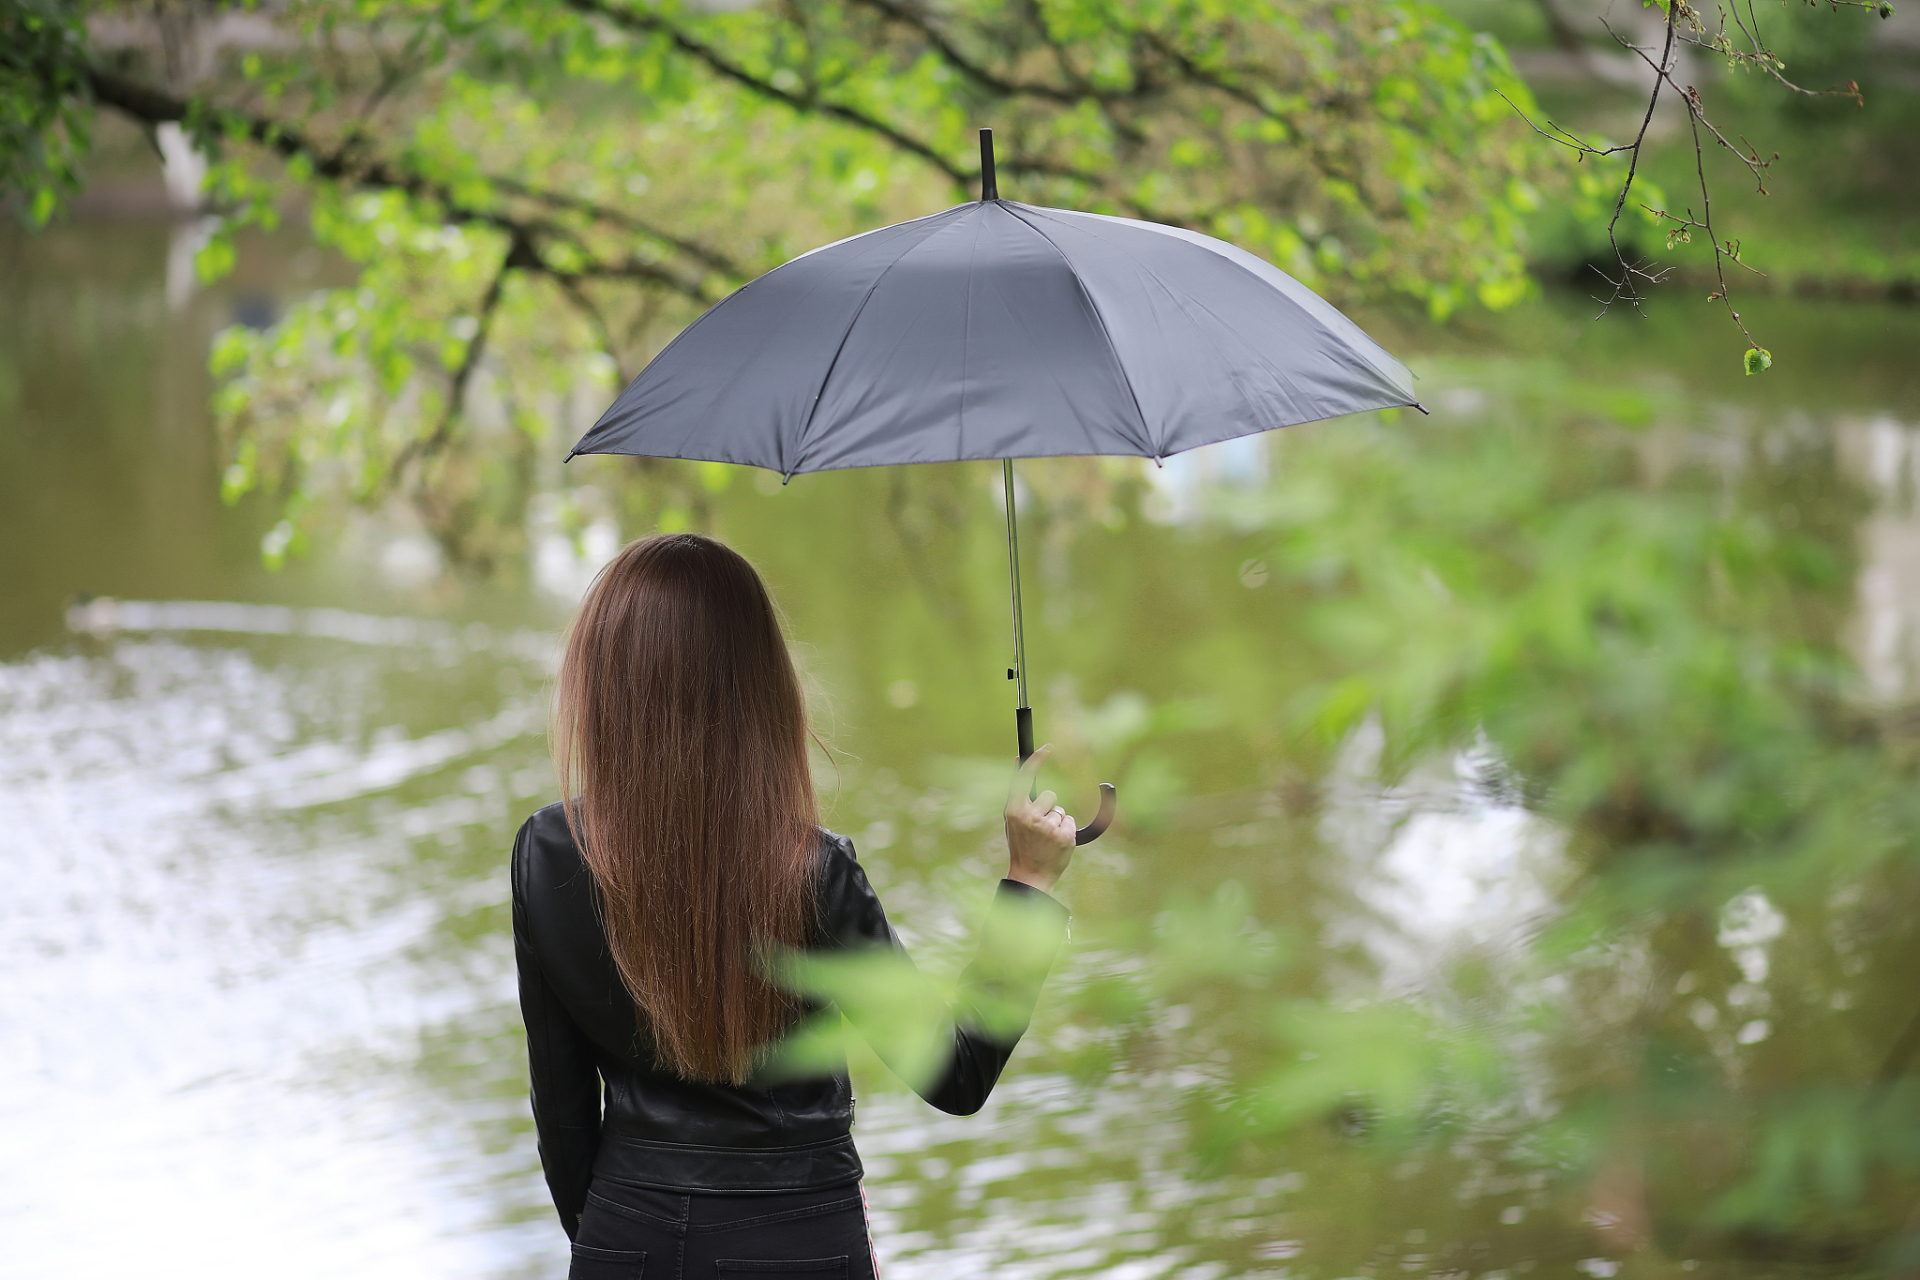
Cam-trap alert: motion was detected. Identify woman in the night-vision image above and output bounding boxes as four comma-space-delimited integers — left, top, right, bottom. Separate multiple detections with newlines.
512, 532, 1076, 1279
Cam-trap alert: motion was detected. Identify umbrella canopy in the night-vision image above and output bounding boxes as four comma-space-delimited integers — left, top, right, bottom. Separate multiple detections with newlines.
571, 131, 1423, 844
569, 199, 1418, 475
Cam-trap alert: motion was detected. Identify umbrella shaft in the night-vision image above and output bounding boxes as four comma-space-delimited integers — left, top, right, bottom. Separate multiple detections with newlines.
1003, 458, 1032, 761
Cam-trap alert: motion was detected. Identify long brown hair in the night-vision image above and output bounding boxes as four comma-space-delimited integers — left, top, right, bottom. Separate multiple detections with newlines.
552, 533, 818, 1085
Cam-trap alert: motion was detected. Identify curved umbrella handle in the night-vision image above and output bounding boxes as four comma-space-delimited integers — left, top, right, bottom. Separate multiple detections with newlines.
1075, 783, 1117, 846
1014, 705, 1116, 844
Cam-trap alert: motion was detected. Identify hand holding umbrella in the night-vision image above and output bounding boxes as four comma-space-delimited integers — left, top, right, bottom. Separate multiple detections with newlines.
1005, 744, 1075, 893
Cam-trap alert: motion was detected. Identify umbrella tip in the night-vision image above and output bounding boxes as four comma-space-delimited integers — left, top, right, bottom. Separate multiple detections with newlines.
978, 128, 998, 202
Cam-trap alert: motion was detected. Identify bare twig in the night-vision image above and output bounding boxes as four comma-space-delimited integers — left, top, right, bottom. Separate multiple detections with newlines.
1676, 0, 1867, 104
1681, 86, 1764, 350
1589, 7, 1681, 315
1492, 0, 1871, 361
1492, 85, 1635, 159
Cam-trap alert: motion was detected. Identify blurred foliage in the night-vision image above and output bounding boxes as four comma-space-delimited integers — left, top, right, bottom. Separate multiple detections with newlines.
0, 0, 90, 225
1196, 369, 1920, 1265
1239, 370, 1920, 1251
0, 0, 1576, 561
755, 351, 1920, 1271
767, 884, 1071, 1091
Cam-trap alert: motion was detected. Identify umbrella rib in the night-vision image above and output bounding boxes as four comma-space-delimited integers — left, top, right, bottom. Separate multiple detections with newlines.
790, 211, 965, 475
960, 208, 981, 457
996, 203, 1157, 459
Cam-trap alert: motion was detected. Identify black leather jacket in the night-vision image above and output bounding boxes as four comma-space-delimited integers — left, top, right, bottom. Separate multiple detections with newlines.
510, 802, 1069, 1237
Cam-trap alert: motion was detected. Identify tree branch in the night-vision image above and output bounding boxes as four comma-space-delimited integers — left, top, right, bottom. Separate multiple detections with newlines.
1588, 7, 1681, 315
1681, 86, 1764, 351
1494, 0, 1878, 364
845, 0, 1082, 104
561, 0, 973, 188
555, 275, 631, 387
393, 236, 520, 480
82, 65, 723, 302
486, 174, 743, 277
560, 0, 1111, 194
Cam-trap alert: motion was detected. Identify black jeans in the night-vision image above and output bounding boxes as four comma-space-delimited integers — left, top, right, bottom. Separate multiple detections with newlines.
569, 1177, 879, 1280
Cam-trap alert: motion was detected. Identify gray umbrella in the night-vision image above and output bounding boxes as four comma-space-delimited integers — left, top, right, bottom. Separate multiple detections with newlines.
571, 131, 1423, 843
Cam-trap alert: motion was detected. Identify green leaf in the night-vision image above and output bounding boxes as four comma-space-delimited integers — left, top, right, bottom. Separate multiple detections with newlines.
196, 229, 238, 285
1743, 346, 1774, 376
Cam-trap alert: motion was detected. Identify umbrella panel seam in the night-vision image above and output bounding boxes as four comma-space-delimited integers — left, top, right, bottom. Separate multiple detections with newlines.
1019, 204, 1372, 435
996, 203, 1158, 459
1036, 205, 1418, 400
791, 207, 969, 476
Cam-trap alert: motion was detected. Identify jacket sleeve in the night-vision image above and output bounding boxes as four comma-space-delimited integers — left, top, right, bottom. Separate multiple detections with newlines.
512, 820, 603, 1240
820, 836, 1071, 1115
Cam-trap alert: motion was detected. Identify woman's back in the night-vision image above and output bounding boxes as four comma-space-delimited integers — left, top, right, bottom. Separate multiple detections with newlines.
515, 533, 1078, 1276
514, 800, 1068, 1208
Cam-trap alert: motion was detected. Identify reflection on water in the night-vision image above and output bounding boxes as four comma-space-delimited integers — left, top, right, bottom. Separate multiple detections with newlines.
0, 624, 553, 1277
1843, 416, 1920, 700
1321, 726, 1560, 999
5, 216, 1920, 1279
860, 1075, 1285, 1280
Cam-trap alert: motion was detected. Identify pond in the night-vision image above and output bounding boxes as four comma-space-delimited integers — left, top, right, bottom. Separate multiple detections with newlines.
3, 214, 1918, 1280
